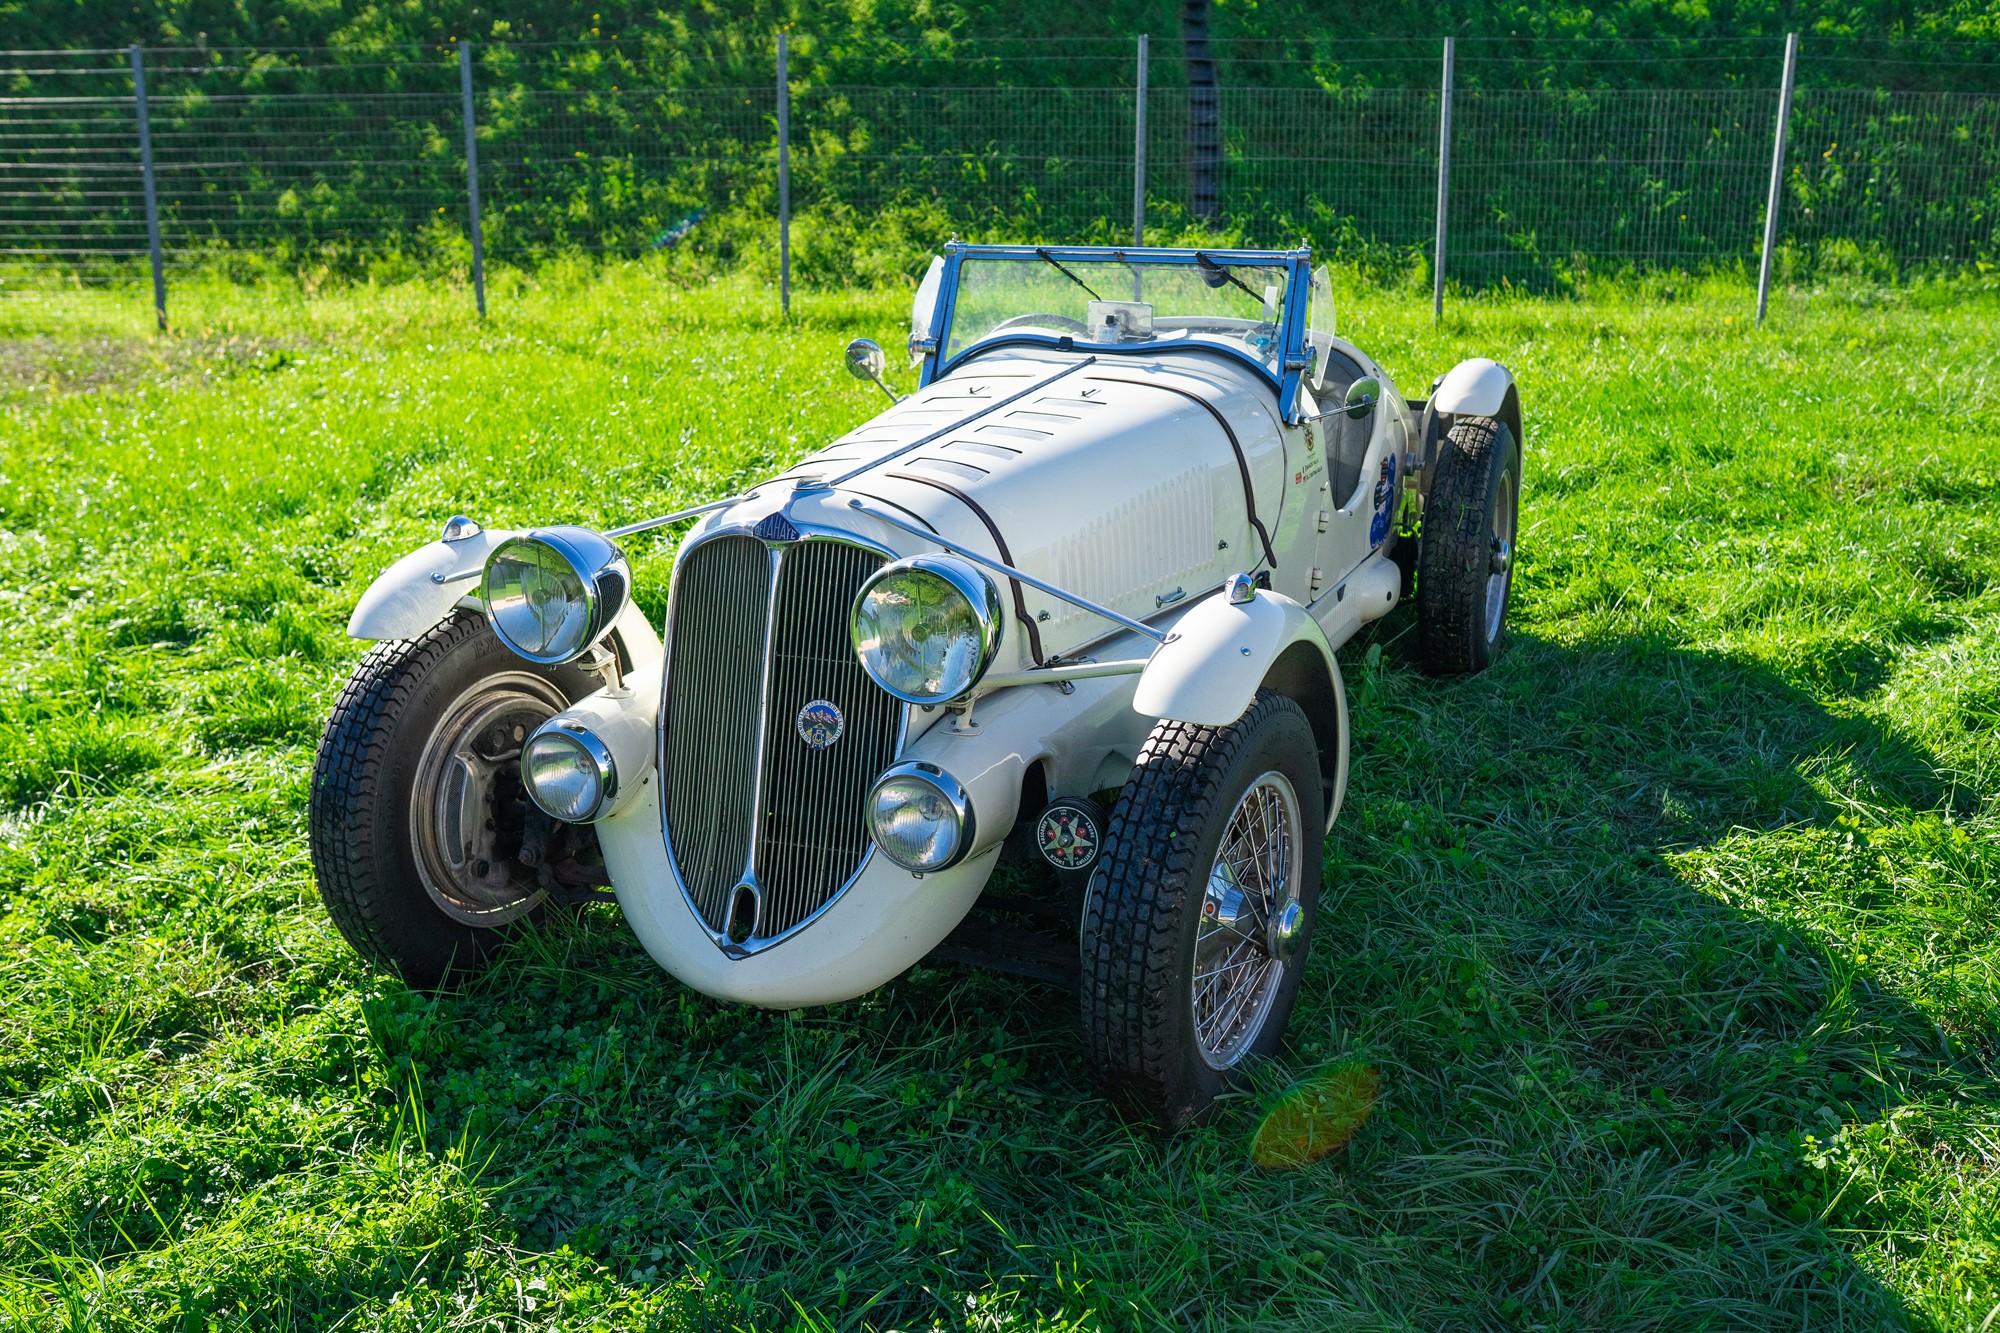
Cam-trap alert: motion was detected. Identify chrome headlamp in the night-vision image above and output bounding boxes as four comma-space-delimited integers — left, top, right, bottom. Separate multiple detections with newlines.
481, 526, 631, 665
867, 761, 975, 872
849, 554, 1003, 703
520, 720, 617, 823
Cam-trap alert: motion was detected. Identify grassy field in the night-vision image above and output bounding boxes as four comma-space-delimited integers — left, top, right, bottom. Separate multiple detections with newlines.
2, 265, 1998, 1331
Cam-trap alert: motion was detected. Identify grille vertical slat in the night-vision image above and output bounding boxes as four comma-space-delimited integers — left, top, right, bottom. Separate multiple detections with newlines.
661, 535, 770, 930
753, 541, 900, 938
661, 534, 899, 944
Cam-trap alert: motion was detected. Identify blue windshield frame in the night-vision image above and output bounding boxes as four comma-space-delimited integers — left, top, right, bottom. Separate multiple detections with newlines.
914, 243, 1316, 418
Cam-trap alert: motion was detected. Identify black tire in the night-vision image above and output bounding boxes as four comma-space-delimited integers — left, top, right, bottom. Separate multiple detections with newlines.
1079, 690, 1326, 1130
1416, 417, 1521, 675
309, 609, 593, 987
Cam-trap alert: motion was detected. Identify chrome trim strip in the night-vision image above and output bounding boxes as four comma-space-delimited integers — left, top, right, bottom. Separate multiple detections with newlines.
606, 494, 752, 540
976, 657, 1150, 692
844, 497, 1172, 645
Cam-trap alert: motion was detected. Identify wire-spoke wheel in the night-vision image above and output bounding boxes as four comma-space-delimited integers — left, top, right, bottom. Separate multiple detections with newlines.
1081, 691, 1325, 1130
1192, 771, 1302, 1070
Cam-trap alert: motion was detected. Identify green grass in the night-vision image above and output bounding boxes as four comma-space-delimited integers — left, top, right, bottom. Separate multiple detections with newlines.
2, 263, 1998, 1331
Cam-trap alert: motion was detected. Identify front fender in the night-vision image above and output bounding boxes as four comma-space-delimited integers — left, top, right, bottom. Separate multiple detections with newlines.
1133, 589, 1333, 727
346, 529, 663, 669
346, 528, 517, 641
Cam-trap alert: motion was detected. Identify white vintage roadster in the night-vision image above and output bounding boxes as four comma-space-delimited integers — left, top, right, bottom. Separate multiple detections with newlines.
311, 244, 1522, 1127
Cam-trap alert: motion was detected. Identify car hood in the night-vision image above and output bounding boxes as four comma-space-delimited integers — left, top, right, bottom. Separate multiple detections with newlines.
760, 347, 1293, 669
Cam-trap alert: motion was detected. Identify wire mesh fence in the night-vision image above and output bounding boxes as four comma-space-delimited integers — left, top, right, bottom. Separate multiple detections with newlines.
1447, 88, 1779, 283
793, 85, 1138, 238
484, 86, 775, 258
1785, 89, 2000, 270
1, 36, 1994, 317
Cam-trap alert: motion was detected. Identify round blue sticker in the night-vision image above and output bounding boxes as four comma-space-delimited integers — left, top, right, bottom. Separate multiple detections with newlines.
795, 699, 844, 750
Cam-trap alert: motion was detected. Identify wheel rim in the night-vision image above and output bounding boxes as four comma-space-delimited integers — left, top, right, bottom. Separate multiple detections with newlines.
409, 672, 569, 927
1485, 466, 1517, 643
1192, 770, 1302, 1071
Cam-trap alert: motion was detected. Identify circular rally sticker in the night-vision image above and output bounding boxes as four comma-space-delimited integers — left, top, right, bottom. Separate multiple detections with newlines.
1036, 799, 1102, 873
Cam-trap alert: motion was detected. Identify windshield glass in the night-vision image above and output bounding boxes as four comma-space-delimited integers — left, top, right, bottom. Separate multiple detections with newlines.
942, 254, 1293, 373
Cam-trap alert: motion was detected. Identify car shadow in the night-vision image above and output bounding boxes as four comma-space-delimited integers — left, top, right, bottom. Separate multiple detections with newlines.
1289, 622, 1987, 1326
362, 625, 1990, 1330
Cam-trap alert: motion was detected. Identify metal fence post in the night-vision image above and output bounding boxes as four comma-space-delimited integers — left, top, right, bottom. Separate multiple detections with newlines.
1133, 34, 1148, 246
1432, 36, 1453, 323
777, 31, 791, 317
1756, 32, 1798, 325
459, 42, 486, 318
128, 44, 166, 332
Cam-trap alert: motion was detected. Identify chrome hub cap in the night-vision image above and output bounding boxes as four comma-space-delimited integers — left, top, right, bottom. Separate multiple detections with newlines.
410, 673, 569, 927
1192, 771, 1302, 1070
1270, 901, 1306, 962
1485, 468, 1517, 642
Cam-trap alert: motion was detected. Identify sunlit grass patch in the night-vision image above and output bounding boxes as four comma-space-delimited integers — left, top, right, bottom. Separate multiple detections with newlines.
1, 267, 1997, 1329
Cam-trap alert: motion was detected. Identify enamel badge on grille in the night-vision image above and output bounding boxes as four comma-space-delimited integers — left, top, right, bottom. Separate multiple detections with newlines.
795, 699, 844, 750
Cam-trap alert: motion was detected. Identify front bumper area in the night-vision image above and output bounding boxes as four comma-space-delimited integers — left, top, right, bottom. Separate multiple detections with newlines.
546, 662, 1007, 1007
597, 784, 1000, 1007
559, 606, 1157, 1008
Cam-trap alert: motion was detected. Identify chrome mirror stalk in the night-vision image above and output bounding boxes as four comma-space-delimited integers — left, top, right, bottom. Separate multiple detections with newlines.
844, 337, 904, 403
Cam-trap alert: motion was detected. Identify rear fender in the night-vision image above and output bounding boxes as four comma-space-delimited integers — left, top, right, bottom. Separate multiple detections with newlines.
1428, 357, 1522, 450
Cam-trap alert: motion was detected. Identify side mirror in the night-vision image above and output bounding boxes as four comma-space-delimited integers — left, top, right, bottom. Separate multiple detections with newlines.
1344, 375, 1380, 421
844, 337, 902, 404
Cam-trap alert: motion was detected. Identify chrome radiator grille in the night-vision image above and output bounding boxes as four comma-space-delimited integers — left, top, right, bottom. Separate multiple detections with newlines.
754, 540, 903, 936
660, 533, 899, 945
660, 535, 770, 930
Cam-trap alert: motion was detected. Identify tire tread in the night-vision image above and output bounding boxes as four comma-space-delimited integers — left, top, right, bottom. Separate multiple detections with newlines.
1080, 691, 1309, 1124
308, 610, 490, 974
1416, 416, 1514, 675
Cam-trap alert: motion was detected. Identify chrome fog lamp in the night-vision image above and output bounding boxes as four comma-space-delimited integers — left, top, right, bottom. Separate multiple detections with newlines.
482, 526, 631, 665
867, 761, 975, 872
850, 554, 1002, 703
521, 720, 618, 823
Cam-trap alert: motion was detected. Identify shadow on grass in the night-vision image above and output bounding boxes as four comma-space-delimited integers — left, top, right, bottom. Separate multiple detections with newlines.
355, 625, 1990, 1331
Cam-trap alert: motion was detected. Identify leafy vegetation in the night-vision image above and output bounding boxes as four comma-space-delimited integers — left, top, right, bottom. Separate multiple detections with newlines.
18, 0, 2000, 77
1, 264, 1998, 1329
7, 2, 1997, 290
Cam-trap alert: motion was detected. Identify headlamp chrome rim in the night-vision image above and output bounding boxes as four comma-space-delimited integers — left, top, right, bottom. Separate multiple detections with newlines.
480, 525, 631, 666
848, 553, 1004, 704
520, 718, 619, 823
866, 760, 976, 872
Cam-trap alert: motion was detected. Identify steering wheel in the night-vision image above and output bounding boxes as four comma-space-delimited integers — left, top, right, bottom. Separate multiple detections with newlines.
987, 313, 1091, 335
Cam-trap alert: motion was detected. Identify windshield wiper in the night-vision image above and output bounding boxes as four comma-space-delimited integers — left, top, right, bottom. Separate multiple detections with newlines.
1035, 247, 1102, 301
1195, 251, 1265, 306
